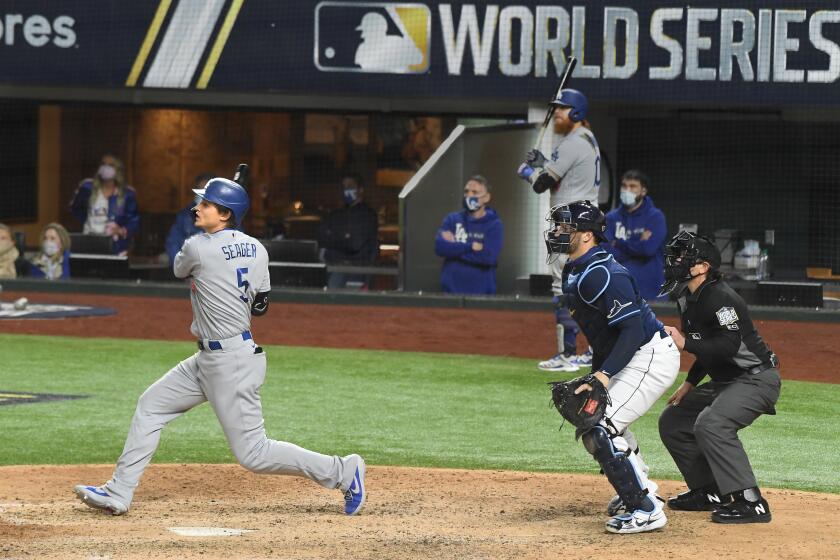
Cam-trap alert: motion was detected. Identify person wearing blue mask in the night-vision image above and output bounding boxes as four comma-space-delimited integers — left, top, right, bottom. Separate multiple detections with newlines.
604, 170, 668, 301
434, 175, 504, 295
318, 174, 379, 289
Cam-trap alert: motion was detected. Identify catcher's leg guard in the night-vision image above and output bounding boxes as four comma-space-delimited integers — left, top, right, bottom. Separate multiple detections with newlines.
581, 426, 654, 512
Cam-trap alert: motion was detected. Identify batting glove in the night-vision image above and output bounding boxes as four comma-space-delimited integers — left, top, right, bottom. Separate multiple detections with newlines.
517, 163, 535, 180
525, 149, 548, 168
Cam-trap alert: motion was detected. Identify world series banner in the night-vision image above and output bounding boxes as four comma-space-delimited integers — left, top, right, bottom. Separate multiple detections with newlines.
1, 0, 839, 105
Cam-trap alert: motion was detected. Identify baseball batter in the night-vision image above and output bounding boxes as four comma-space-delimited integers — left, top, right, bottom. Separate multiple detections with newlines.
74, 176, 366, 516
517, 88, 600, 373
544, 201, 679, 534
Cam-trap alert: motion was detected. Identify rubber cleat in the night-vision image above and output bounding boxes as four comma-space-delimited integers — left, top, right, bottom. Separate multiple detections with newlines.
537, 353, 580, 373
343, 455, 366, 516
711, 498, 771, 524
74, 485, 128, 516
606, 505, 667, 534
668, 487, 729, 511
568, 349, 593, 368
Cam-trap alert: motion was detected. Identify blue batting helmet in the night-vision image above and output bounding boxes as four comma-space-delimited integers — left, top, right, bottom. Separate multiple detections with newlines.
551, 88, 588, 122
193, 178, 250, 226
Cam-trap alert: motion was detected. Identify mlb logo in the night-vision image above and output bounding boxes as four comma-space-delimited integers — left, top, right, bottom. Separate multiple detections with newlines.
315, 2, 431, 74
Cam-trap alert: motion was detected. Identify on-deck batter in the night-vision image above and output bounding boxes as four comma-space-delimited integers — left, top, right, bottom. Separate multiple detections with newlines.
517, 88, 600, 373
74, 176, 366, 516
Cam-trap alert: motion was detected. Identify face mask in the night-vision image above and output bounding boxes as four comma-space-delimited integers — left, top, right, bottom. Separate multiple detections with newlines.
343, 188, 359, 205
463, 196, 481, 212
98, 164, 116, 181
43, 240, 60, 257
0, 239, 12, 253
620, 190, 638, 207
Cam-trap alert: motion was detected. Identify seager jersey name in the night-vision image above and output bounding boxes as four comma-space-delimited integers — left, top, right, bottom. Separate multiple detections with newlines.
174, 229, 270, 341
222, 242, 258, 260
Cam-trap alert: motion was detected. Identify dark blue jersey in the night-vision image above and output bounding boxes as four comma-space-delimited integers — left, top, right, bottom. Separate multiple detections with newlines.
562, 247, 664, 375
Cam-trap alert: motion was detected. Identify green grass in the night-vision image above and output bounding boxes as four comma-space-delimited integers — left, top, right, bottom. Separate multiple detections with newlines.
1, 333, 836, 493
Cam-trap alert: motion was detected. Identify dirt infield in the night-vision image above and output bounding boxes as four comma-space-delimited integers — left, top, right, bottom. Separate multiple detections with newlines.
2, 290, 838, 559
1, 464, 837, 560
0, 290, 836, 383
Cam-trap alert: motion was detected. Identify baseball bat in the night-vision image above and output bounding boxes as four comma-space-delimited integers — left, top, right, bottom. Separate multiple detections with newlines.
232, 163, 250, 189
533, 56, 577, 150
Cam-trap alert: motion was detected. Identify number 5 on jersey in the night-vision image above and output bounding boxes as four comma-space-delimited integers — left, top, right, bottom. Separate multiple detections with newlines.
237, 267, 250, 303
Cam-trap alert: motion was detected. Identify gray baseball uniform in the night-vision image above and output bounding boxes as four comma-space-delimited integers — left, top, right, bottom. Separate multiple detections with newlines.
548, 127, 601, 293
101, 229, 357, 507
547, 127, 600, 208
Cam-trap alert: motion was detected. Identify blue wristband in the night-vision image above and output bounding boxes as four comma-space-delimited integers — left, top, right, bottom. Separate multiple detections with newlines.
517, 163, 534, 179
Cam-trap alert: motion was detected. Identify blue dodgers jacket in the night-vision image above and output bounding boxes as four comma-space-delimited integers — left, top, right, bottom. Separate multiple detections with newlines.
165, 203, 202, 265
434, 208, 503, 295
604, 196, 667, 301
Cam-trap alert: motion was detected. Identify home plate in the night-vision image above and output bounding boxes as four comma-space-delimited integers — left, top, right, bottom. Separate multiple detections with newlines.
169, 527, 254, 537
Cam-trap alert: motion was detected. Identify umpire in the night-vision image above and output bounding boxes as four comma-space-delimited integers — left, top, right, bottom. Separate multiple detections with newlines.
658, 231, 781, 524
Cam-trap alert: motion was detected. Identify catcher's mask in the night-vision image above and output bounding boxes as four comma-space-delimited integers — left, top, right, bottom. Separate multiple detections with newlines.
544, 200, 606, 263
659, 231, 721, 297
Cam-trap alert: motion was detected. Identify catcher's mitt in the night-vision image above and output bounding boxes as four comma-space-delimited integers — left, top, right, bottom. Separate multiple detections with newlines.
549, 374, 611, 430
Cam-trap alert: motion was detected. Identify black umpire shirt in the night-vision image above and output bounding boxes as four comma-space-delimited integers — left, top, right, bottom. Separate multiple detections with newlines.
678, 277, 776, 385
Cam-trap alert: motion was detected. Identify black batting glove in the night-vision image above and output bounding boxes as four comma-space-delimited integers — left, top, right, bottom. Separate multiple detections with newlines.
525, 149, 548, 168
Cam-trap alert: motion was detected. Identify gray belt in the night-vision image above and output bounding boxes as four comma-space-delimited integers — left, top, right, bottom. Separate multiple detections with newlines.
747, 353, 779, 375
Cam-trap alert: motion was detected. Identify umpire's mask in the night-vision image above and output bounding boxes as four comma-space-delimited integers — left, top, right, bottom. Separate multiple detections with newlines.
659, 231, 720, 297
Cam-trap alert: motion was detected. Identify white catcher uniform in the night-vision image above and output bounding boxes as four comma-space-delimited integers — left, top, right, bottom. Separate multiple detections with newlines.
89, 229, 359, 510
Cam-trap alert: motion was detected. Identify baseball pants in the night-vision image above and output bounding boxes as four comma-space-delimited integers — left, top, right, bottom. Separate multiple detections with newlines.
658, 367, 781, 496
601, 331, 681, 492
550, 255, 579, 354
103, 335, 356, 506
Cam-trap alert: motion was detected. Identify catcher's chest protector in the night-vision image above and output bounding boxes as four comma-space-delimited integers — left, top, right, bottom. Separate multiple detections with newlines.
562, 255, 624, 364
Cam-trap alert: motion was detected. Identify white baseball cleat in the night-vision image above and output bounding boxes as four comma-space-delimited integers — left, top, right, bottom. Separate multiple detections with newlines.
568, 349, 593, 368
74, 485, 128, 515
537, 353, 580, 372
605, 504, 667, 534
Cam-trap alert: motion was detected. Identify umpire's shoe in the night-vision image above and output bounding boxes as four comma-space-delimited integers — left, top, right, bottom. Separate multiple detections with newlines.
667, 486, 729, 511
711, 488, 771, 524
74, 485, 128, 515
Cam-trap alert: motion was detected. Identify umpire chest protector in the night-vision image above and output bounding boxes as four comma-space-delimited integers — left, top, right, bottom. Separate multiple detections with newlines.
678, 278, 776, 381
563, 250, 640, 370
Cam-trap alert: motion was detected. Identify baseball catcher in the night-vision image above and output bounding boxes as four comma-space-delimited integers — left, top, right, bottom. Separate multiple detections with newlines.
544, 200, 680, 534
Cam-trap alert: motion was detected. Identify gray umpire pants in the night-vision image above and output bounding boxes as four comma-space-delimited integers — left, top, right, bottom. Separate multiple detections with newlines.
103, 338, 355, 507
658, 367, 781, 496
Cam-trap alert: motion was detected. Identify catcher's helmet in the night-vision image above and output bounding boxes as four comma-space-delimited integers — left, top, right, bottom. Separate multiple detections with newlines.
193, 178, 250, 226
659, 231, 721, 297
551, 88, 588, 122
544, 200, 606, 261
